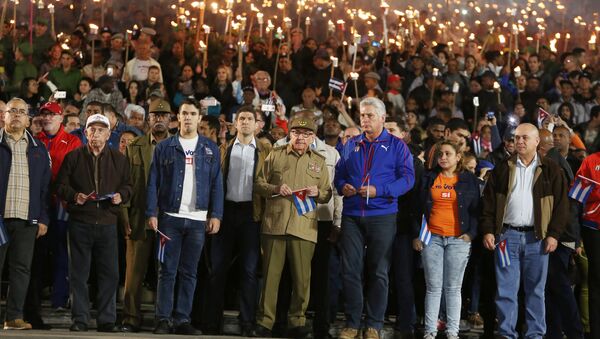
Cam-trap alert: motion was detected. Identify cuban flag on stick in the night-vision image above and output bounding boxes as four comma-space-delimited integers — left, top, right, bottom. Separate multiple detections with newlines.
328, 78, 347, 92
569, 176, 597, 204
497, 239, 511, 268
418, 215, 432, 246
157, 229, 171, 263
0, 216, 8, 246
293, 189, 316, 216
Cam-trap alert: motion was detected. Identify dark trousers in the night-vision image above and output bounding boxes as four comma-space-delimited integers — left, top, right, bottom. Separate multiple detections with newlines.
202, 202, 259, 330
311, 221, 334, 337
50, 219, 69, 308
392, 232, 416, 332
582, 227, 600, 339
23, 233, 49, 325
0, 219, 37, 321
68, 221, 118, 326
545, 243, 584, 339
340, 213, 397, 330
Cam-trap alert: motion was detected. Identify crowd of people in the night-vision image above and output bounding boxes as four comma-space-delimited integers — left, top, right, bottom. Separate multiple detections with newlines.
1, 3, 600, 339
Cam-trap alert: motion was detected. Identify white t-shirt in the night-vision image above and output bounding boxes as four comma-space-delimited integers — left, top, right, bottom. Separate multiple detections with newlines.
166, 135, 208, 221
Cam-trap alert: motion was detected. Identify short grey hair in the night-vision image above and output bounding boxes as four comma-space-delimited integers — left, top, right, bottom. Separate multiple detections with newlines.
359, 97, 386, 117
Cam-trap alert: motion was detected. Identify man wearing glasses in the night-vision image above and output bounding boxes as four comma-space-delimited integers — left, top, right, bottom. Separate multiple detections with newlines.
56, 113, 132, 333
252, 117, 332, 337
0, 98, 51, 330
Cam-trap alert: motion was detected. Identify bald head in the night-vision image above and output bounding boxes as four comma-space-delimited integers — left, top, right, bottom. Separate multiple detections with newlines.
538, 128, 554, 156
514, 123, 540, 159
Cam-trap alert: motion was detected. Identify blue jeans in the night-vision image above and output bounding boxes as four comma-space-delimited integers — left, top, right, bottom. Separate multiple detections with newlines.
156, 214, 205, 325
340, 213, 396, 330
421, 234, 471, 337
495, 229, 549, 339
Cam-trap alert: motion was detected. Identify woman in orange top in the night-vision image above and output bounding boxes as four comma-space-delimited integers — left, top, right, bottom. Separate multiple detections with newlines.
414, 141, 480, 339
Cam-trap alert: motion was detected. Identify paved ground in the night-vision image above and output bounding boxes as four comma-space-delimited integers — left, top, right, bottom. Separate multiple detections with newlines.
0, 302, 484, 338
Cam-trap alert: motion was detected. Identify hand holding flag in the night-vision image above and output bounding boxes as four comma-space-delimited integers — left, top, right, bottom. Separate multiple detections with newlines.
569, 175, 598, 204
156, 229, 171, 263
496, 239, 511, 267
418, 215, 432, 246
293, 189, 317, 216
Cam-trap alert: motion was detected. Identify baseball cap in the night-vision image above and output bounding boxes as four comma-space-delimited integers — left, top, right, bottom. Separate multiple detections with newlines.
387, 74, 402, 83
314, 48, 330, 60
86, 114, 110, 129
289, 116, 317, 133
39, 102, 62, 115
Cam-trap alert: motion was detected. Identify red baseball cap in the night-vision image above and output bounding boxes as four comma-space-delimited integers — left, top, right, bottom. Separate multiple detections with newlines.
387, 74, 402, 83
39, 102, 62, 115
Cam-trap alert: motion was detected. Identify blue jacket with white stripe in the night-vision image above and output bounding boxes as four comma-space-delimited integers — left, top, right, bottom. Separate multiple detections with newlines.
334, 128, 415, 217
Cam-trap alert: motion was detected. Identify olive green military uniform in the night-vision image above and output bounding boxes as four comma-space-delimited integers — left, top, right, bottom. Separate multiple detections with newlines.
254, 127, 332, 330
121, 100, 171, 328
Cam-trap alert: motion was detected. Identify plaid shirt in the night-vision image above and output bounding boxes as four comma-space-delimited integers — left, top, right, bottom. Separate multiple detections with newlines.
4, 133, 29, 220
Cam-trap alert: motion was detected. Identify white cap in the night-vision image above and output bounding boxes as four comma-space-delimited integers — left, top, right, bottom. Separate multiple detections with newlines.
86, 114, 110, 129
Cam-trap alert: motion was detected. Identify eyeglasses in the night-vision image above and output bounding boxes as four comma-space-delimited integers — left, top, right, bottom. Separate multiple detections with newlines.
290, 129, 314, 138
5, 108, 28, 117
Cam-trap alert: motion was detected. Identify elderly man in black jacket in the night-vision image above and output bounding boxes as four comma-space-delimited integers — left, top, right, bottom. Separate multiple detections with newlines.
56, 113, 132, 333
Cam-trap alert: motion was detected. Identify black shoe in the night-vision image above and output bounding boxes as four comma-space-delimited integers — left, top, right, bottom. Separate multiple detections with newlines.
70, 322, 88, 332
97, 323, 120, 332
393, 330, 415, 339
154, 320, 172, 334
288, 326, 311, 338
120, 323, 140, 333
30, 321, 52, 330
250, 325, 272, 337
174, 322, 201, 335
241, 324, 255, 337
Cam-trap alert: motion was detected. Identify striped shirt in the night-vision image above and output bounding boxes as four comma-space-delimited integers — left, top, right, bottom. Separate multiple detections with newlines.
5, 133, 30, 220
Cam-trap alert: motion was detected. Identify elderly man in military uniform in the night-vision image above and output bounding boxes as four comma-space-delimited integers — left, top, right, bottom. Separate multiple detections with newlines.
252, 117, 332, 338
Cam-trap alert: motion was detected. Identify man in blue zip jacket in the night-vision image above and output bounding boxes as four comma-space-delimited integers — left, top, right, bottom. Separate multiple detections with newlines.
146, 98, 224, 335
335, 97, 415, 339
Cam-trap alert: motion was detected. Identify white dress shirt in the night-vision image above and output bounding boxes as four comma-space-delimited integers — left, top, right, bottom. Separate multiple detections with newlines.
226, 137, 257, 202
503, 154, 538, 227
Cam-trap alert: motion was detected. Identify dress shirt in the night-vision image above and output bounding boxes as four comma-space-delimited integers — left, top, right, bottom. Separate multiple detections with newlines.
226, 137, 257, 202
503, 154, 538, 227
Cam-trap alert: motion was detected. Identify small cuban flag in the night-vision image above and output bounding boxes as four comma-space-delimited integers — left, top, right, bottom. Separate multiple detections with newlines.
418, 215, 432, 246
497, 239, 511, 268
293, 189, 317, 216
157, 230, 171, 263
0, 216, 8, 246
569, 178, 595, 204
328, 78, 347, 92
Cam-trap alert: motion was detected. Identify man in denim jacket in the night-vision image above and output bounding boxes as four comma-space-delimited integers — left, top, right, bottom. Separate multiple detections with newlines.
146, 98, 224, 335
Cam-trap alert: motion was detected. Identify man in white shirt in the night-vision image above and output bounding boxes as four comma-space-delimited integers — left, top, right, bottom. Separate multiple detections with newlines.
146, 98, 223, 335
481, 123, 568, 339
201, 106, 271, 335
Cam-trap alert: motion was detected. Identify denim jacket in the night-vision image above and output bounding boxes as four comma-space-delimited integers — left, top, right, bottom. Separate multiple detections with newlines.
417, 169, 480, 240
146, 134, 224, 220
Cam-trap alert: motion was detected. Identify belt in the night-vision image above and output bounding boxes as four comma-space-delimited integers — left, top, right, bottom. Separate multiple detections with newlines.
503, 224, 534, 232
225, 200, 253, 208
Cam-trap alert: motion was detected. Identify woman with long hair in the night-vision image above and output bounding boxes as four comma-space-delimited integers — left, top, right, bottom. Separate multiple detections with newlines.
126, 80, 145, 106
461, 54, 480, 79
20, 77, 44, 114
414, 140, 480, 339
209, 65, 236, 119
